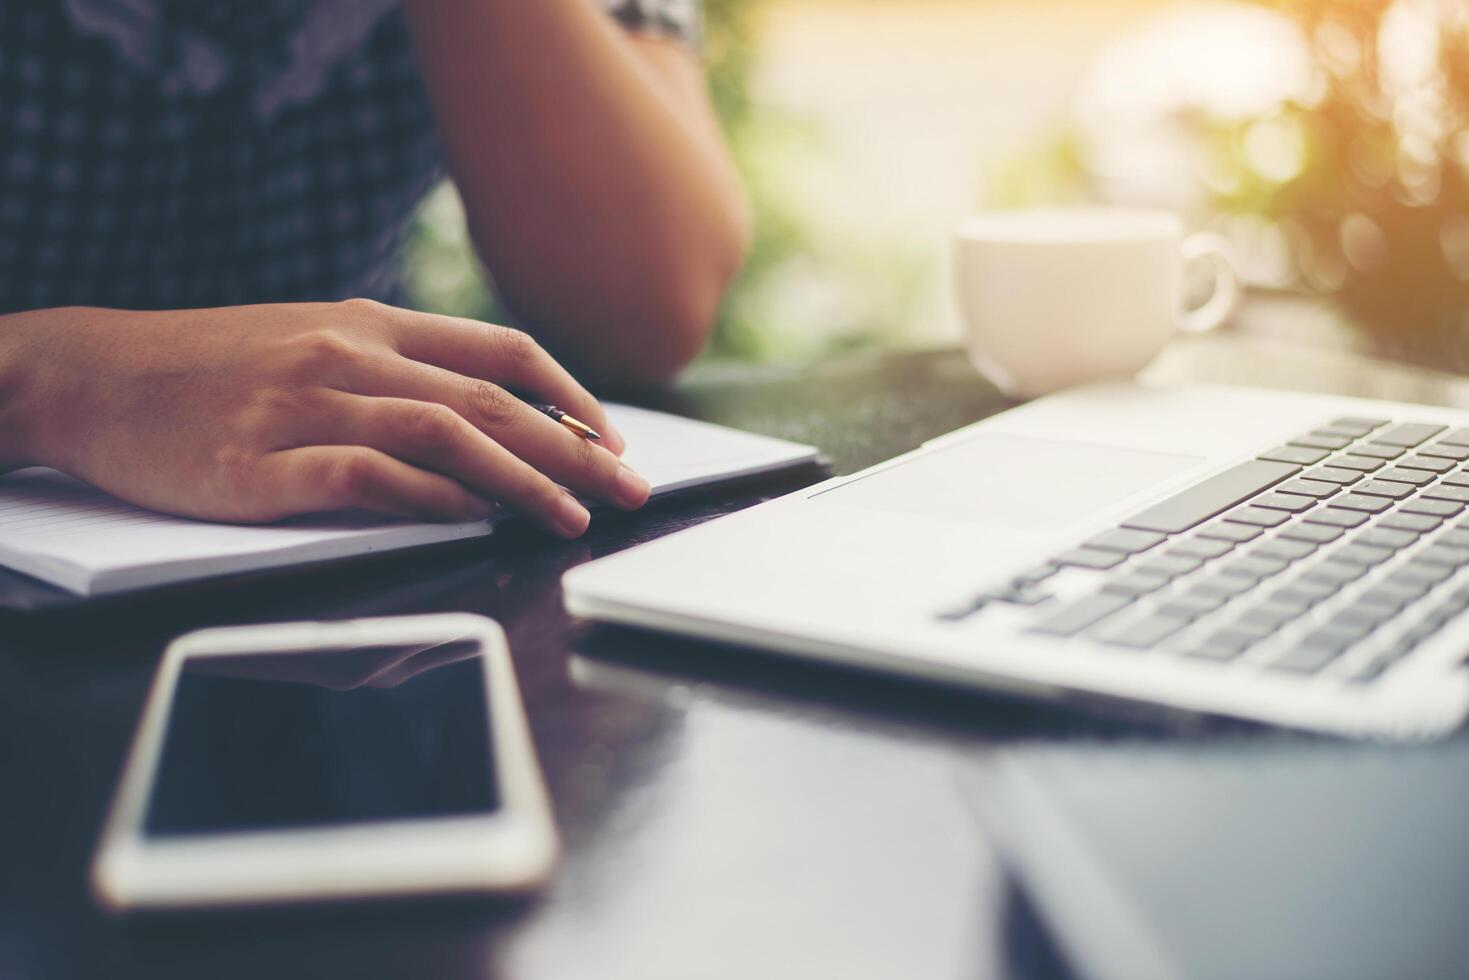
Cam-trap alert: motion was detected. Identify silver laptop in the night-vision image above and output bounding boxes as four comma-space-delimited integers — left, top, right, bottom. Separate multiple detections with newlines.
563, 383, 1469, 739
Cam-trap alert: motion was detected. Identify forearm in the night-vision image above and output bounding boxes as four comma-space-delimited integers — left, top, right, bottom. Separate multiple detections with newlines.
402, 0, 749, 386
0, 309, 47, 473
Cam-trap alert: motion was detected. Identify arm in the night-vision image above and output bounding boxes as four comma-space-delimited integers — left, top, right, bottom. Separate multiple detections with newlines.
0, 324, 31, 474
401, 0, 750, 389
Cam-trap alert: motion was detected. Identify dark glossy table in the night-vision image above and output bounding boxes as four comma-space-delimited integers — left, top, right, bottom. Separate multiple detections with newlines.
7, 327, 1468, 980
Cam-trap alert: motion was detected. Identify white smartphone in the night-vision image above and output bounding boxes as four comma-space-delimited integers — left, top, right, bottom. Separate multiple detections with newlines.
91, 614, 557, 912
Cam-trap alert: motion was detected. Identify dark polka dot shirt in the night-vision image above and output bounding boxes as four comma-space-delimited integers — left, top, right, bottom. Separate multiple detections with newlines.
0, 0, 699, 314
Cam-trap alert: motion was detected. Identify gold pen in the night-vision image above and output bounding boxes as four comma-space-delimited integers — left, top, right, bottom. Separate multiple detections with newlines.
530, 403, 601, 441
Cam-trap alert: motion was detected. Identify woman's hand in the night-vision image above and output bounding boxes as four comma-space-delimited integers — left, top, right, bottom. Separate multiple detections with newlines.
0, 301, 651, 536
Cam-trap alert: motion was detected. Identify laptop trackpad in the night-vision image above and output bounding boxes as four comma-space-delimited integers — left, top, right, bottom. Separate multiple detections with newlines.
815, 434, 1200, 531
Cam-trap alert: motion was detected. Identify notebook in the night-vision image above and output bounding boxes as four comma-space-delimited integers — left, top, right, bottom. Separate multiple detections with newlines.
0, 404, 820, 596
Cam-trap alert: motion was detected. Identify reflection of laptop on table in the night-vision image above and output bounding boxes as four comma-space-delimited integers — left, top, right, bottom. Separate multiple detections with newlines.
967, 737, 1469, 980
565, 383, 1469, 739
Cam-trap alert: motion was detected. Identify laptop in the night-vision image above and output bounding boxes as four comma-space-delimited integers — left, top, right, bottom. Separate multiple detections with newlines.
968, 736, 1469, 980
562, 383, 1469, 739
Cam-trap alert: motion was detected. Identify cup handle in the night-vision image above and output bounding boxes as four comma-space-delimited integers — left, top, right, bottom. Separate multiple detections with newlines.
1178, 232, 1240, 334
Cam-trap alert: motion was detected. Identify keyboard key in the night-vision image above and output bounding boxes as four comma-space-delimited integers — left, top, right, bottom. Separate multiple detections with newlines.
1349, 443, 1404, 460
1438, 428, 1469, 447
937, 598, 987, 620
1289, 432, 1354, 451
1304, 508, 1368, 529
1379, 511, 1442, 533
1277, 478, 1339, 499
1353, 480, 1414, 500
1224, 506, 1290, 528
1407, 557, 1461, 583
1101, 574, 1170, 597
1252, 492, 1316, 513
1303, 562, 1367, 586
1326, 542, 1393, 566
1398, 454, 1456, 473
1440, 470, 1469, 488
1418, 442, 1469, 461
1085, 527, 1168, 554
1303, 466, 1362, 486
1418, 604, 1458, 633
1258, 445, 1330, 466
1383, 577, 1438, 606
1095, 614, 1187, 649
1219, 556, 1290, 580
1264, 580, 1338, 609
1000, 585, 1055, 607
1357, 527, 1418, 549
1441, 527, 1469, 548
938, 579, 1053, 618
1421, 485, 1469, 504
1270, 635, 1350, 673
1015, 565, 1059, 585
1167, 537, 1235, 560
1356, 586, 1413, 612
1250, 538, 1316, 562
1123, 460, 1300, 534
1198, 522, 1263, 543
1052, 548, 1126, 570
1372, 578, 1431, 605
1233, 604, 1299, 635
1378, 467, 1435, 486
1350, 642, 1418, 683
1390, 562, 1454, 588
1029, 593, 1134, 636
1157, 594, 1225, 620
1436, 584, 1469, 613
1133, 555, 1204, 580
1189, 575, 1258, 599
1313, 615, 1374, 643
1185, 628, 1256, 660
1279, 521, 1344, 544
1327, 417, 1390, 436
1413, 543, 1469, 567
1330, 455, 1384, 472
1401, 620, 1446, 647
1326, 494, 1391, 514
1400, 498, 1463, 518
1333, 605, 1398, 632
1375, 422, 1446, 447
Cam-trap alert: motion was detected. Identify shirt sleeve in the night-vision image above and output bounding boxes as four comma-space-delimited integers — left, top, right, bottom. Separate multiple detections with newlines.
600, 0, 701, 46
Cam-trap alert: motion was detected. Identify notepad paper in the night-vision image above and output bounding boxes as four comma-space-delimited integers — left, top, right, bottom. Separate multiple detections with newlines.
0, 405, 818, 596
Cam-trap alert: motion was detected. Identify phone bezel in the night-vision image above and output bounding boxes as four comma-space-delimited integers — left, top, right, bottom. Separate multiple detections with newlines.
91, 613, 557, 912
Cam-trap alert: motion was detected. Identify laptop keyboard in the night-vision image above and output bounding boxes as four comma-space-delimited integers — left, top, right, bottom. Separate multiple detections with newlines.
941, 417, 1469, 684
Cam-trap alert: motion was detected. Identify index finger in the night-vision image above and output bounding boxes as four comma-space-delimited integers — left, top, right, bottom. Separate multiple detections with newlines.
388, 311, 624, 455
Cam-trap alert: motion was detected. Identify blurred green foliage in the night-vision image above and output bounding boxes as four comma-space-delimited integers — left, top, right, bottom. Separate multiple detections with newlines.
993, 0, 1469, 366
1234, 0, 1469, 359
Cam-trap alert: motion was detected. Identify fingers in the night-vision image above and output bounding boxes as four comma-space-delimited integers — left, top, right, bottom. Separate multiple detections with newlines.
384, 310, 626, 456
293, 395, 594, 537
337, 359, 650, 510
257, 446, 497, 524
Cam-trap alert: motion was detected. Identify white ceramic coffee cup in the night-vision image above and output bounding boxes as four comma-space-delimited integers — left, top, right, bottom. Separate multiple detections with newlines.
954, 208, 1239, 397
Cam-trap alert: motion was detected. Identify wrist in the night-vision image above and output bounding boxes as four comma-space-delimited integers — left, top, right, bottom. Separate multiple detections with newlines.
0, 310, 45, 473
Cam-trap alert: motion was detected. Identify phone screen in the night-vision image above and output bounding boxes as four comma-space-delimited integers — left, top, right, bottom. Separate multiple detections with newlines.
143, 641, 499, 838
